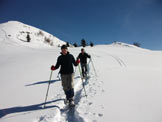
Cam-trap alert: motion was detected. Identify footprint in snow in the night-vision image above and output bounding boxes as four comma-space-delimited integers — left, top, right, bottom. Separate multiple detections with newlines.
84, 112, 89, 115
88, 102, 93, 105
92, 120, 97, 122
98, 113, 103, 117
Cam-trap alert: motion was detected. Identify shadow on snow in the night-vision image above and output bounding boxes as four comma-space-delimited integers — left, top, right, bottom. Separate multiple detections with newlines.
25, 79, 61, 86
59, 86, 87, 122
1, 76, 88, 121
25, 76, 80, 87
61, 107, 85, 122
0, 99, 64, 119
59, 77, 90, 122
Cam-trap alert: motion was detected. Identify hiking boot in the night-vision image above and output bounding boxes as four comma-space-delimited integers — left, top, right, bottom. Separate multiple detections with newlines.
64, 98, 69, 105
69, 98, 75, 107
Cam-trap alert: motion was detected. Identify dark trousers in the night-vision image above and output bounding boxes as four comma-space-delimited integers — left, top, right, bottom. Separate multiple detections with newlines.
81, 63, 87, 77
61, 74, 74, 100
64, 89, 74, 100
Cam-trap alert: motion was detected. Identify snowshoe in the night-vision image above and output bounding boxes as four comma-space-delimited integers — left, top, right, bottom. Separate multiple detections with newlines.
69, 98, 75, 107
69, 100, 75, 107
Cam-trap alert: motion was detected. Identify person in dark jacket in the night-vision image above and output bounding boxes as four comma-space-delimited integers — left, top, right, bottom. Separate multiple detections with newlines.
51, 45, 80, 105
77, 48, 91, 78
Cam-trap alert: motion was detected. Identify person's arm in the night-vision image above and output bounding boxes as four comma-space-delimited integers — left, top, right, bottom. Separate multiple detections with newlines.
51, 56, 61, 70
86, 53, 91, 58
77, 53, 81, 60
72, 55, 80, 66
55, 56, 61, 69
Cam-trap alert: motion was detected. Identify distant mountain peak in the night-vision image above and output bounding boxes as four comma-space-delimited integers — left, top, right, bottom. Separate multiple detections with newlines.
0, 21, 65, 48
111, 42, 139, 48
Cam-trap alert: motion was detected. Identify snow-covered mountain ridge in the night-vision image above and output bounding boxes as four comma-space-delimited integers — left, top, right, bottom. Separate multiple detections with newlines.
0, 21, 65, 48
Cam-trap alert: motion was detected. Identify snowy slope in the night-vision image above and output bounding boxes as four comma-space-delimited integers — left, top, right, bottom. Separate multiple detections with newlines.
1, 28, 162, 122
0, 21, 65, 48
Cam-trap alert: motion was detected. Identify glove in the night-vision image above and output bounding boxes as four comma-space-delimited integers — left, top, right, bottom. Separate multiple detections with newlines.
51, 65, 56, 71
76, 59, 80, 65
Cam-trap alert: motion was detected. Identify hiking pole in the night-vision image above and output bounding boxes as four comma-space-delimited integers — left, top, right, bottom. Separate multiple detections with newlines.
87, 59, 91, 75
88, 59, 91, 65
78, 64, 87, 97
44, 70, 53, 108
74, 67, 77, 74
90, 58, 97, 77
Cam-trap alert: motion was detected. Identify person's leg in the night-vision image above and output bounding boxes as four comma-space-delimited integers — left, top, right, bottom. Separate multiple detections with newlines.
82, 63, 87, 77
81, 63, 85, 77
83, 64, 88, 77
61, 74, 70, 100
85, 64, 88, 73
67, 74, 74, 102
61, 74, 74, 103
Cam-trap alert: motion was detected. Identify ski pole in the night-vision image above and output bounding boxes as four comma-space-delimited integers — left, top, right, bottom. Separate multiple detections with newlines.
88, 58, 91, 65
87, 59, 91, 75
74, 67, 77, 74
78, 64, 87, 97
90, 58, 97, 77
44, 70, 53, 108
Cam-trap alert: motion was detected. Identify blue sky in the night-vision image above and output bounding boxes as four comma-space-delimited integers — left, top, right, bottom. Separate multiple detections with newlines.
0, 0, 162, 50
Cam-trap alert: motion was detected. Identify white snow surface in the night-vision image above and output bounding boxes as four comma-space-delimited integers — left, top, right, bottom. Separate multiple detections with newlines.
1, 22, 162, 122
0, 21, 65, 48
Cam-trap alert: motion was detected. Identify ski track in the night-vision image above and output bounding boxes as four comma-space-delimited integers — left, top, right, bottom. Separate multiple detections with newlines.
108, 53, 126, 67
60, 106, 85, 122
35, 60, 100, 122
36, 74, 90, 122
93, 49, 126, 68
0, 46, 126, 122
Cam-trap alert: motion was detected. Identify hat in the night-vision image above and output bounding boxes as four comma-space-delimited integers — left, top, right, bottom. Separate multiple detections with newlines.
61, 45, 67, 49
81, 48, 84, 51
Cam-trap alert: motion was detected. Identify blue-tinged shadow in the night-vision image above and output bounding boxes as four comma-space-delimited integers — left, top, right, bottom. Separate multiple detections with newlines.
25, 76, 81, 87
74, 76, 80, 79
0, 99, 64, 118
25, 79, 61, 86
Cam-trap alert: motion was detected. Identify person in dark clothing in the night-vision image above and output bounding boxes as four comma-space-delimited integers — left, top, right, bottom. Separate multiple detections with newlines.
77, 48, 91, 78
51, 45, 80, 105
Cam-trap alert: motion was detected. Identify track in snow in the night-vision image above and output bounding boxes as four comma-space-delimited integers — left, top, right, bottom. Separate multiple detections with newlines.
108, 54, 126, 67
38, 75, 89, 122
